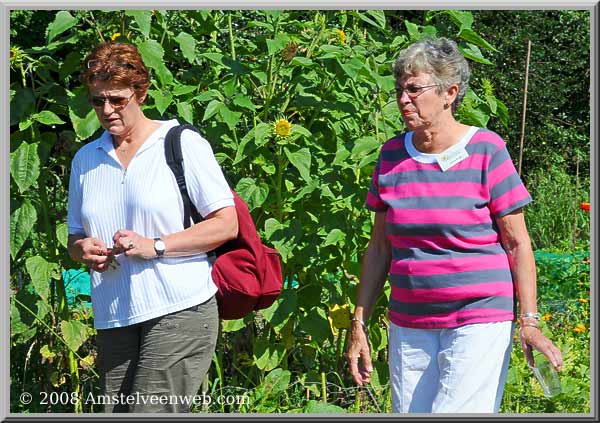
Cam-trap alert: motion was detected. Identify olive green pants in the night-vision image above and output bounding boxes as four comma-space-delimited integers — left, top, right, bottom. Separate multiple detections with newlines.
95, 295, 219, 413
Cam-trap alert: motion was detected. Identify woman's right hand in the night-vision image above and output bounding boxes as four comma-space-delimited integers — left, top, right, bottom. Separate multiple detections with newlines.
68, 236, 114, 273
346, 320, 374, 386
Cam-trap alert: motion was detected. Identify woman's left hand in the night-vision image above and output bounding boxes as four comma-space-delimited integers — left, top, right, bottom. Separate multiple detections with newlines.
519, 326, 563, 371
112, 229, 156, 260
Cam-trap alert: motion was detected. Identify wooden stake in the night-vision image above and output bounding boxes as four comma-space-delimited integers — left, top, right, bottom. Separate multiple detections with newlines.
572, 155, 581, 248
518, 40, 532, 176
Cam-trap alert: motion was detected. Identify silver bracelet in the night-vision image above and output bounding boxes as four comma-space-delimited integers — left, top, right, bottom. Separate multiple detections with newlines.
351, 317, 367, 329
521, 312, 541, 321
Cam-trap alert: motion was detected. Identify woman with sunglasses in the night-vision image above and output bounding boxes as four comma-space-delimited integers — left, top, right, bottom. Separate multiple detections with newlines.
66, 42, 238, 412
346, 37, 562, 413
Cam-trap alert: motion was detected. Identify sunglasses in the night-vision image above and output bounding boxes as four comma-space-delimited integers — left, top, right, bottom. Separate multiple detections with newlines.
89, 92, 136, 109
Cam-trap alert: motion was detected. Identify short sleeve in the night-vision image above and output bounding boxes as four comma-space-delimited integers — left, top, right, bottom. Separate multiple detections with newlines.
365, 156, 388, 212
487, 145, 532, 217
180, 130, 234, 217
66, 155, 86, 235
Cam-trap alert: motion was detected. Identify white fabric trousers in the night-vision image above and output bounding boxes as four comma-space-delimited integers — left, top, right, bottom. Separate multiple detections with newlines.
388, 321, 514, 413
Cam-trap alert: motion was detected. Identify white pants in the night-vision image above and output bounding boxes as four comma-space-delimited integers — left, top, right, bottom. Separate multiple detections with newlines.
388, 321, 514, 413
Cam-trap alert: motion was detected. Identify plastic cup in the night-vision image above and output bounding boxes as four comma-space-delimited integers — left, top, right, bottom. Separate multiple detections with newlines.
529, 353, 561, 397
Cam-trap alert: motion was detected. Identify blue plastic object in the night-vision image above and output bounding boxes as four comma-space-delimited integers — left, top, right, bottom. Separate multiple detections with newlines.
62, 268, 91, 306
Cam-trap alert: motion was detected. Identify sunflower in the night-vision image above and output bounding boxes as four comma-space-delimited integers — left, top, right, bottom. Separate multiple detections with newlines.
335, 29, 346, 45
274, 118, 292, 137
111, 32, 121, 41
573, 324, 586, 333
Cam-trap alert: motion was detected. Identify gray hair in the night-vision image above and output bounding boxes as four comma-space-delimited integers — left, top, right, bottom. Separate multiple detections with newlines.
393, 37, 470, 112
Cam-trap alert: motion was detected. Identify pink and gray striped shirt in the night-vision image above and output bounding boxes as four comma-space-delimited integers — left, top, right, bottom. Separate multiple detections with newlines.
366, 127, 532, 329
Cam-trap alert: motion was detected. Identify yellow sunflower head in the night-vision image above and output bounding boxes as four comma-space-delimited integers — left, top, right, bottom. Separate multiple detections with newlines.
274, 118, 292, 137
10, 46, 23, 65
335, 29, 346, 45
111, 32, 122, 41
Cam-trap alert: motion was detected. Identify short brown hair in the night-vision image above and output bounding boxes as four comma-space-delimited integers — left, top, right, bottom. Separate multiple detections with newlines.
80, 42, 151, 100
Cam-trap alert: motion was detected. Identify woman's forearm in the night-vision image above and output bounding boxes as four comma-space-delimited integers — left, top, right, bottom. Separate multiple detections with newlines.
161, 206, 238, 256
353, 211, 391, 322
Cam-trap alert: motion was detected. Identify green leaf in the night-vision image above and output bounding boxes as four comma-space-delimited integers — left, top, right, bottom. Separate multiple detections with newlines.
10, 142, 40, 193
235, 178, 269, 211
175, 32, 197, 64
46, 11, 77, 43
18, 119, 33, 131
138, 39, 165, 70
125, 10, 152, 37
261, 289, 297, 331
304, 400, 345, 413
459, 105, 490, 127
495, 99, 509, 128
172, 85, 197, 96
253, 340, 285, 371
219, 106, 242, 131
232, 94, 256, 111
284, 147, 312, 183
460, 43, 493, 65
32, 110, 65, 126
405, 21, 420, 39
445, 10, 474, 29
25, 256, 56, 301
266, 33, 290, 56
176, 101, 194, 124
485, 94, 498, 114
351, 136, 380, 157
221, 318, 246, 333
323, 228, 346, 247
155, 63, 174, 86
290, 57, 314, 67
301, 307, 330, 344
458, 28, 498, 52
262, 368, 291, 395
203, 100, 224, 122
149, 89, 173, 115
10, 201, 37, 259
36, 300, 52, 321
56, 223, 68, 249
357, 10, 386, 30
364, 10, 386, 30
339, 57, 364, 79
69, 108, 100, 140
60, 319, 90, 352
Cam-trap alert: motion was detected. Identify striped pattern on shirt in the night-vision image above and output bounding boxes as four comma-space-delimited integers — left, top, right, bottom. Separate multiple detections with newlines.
366, 127, 532, 329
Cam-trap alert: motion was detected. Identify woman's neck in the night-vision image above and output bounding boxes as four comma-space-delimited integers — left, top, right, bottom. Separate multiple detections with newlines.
412, 120, 470, 154
112, 115, 160, 148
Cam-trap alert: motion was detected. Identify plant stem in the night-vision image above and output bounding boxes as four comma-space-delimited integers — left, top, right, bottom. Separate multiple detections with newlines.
321, 371, 327, 403
12, 297, 99, 378
228, 13, 236, 61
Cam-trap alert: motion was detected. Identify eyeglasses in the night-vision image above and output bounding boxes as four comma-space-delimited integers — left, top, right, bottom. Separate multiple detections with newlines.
396, 84, 441, 98
89, 92, 136, 109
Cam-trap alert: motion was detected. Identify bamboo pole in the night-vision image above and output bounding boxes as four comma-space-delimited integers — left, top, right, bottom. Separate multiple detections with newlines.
518, 40, 532, 176
572, 155, 581, 248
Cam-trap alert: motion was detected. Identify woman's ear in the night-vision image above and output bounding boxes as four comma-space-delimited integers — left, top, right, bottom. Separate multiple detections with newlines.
445, 84, 459, 107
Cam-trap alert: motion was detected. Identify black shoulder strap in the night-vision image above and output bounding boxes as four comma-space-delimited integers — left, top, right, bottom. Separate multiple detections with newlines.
164, 124, 203, 229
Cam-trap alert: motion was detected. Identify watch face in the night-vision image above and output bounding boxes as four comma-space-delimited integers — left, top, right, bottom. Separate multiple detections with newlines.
155, 240, 166, 253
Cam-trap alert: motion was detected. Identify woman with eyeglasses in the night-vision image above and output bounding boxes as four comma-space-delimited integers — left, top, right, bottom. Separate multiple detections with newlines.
66, 42, 238, 412
346, 37, 562, 413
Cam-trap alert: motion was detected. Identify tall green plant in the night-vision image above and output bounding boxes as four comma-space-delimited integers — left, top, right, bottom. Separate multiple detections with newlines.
9, 9, 513, 412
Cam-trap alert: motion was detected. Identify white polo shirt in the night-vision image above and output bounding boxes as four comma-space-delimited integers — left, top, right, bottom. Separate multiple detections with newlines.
67, 119, 234, 329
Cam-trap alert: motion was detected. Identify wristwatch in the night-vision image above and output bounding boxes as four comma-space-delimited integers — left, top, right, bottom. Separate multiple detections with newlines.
153, 238, 166, 258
